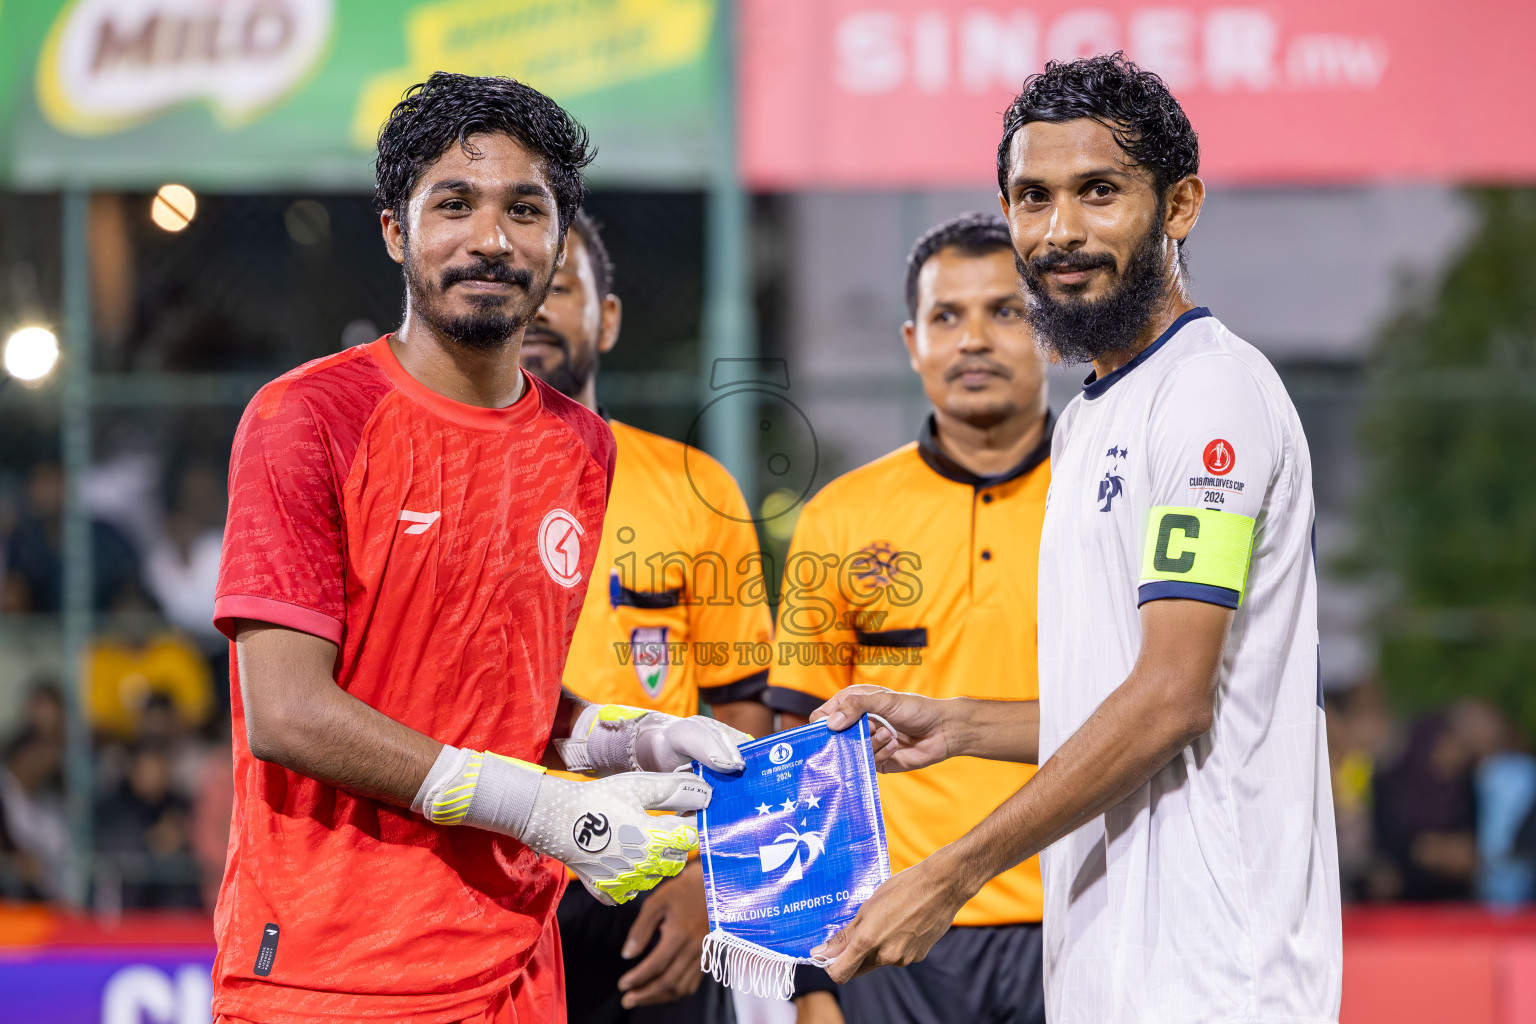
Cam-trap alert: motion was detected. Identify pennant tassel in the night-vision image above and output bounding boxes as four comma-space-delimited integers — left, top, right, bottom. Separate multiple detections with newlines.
699, 929, 799, 1001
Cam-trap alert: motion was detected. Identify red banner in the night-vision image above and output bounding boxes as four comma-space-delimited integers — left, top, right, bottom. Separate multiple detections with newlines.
740, 0, 1536, 187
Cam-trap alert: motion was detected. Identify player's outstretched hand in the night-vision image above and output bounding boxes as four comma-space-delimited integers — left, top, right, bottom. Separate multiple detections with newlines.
558, 704, 750, 775
526, 771, 710, 906
810, 858, 968, 984
616, 860, 710, 1007
812, 685, 954, 774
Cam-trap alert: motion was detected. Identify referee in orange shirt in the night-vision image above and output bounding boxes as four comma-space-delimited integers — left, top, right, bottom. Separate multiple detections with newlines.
769, 212, 1050, 1024
520, 210, 774, 1024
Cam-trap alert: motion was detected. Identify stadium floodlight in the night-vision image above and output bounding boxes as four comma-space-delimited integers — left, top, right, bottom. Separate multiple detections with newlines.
2, 325, 60, 383
151, 183, 197, 232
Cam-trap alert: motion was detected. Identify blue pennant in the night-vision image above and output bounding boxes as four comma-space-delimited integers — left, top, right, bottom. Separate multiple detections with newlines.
695, 717, 890, 999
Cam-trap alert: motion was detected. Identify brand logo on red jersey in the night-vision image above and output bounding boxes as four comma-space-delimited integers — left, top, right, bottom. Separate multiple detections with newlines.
398, 509, 440, 535
538, 509, 585, 587
1202, 439, 1235, 476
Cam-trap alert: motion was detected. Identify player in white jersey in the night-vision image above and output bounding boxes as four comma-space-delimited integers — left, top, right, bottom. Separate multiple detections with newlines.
807, 55, 1341, 1024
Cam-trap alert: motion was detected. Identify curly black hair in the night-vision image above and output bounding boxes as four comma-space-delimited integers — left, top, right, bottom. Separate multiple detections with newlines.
905, 212, 1014, 317
374, 72, 595, 236
996, 53, 1198, 200
569, 210, 614, 299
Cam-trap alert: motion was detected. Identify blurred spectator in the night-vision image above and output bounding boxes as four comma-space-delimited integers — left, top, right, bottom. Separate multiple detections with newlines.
1, 461, 152, 614
0, 482, 18, 593
1374, 708, 1482, 900
0, 793, 29, 899
86, 631, 213, 743
191, 717, 233, 912
138, 692, 211, 803
1325, 681, 1396, 901
144, 460, 226, 651
84, 451, 164, 555
21, 678, 65, 747
0, 727, 67, 900
94, 741, 200, 909
1451, 700, 1536, 906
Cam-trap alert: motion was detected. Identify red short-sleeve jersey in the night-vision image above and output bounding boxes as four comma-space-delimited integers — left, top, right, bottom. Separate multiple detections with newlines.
211, 337, 614, 1024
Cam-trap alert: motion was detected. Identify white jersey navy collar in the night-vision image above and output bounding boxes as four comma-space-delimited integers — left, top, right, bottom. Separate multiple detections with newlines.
1081, 306, 1212, 400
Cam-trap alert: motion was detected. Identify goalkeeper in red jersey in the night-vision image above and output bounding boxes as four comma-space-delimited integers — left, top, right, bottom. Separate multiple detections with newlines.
209, 73, 746, 1024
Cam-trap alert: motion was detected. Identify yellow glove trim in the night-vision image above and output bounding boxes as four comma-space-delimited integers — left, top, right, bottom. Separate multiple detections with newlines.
486, 751, 546, 773
593, 823, 700, 904
597, 704, 648, 726
429, 751, 545, 825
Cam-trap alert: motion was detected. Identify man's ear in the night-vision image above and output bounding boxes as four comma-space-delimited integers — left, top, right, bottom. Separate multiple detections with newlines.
998, 190, 1010, 216
902, 320, 921, 374
598, 294, 622, 355
555, 232, 569, 270
1163, 175, 1205, 243
381, 210, 405, 265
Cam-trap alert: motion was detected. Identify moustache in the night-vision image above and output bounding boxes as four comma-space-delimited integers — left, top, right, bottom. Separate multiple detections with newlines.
945, 358, 1013, 383
1028, 250, 1118, 276
522, 325, 570, 355
439, 260, 534, 292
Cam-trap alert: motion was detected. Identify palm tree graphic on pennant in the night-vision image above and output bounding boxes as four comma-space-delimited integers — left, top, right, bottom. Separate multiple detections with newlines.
759, 826, 826, 883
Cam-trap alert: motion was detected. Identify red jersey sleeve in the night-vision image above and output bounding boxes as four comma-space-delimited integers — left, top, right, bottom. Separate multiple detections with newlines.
215, 353, 383, 644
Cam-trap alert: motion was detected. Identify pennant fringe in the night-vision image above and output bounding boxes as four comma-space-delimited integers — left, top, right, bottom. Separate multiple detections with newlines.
700, 929, 805, 1001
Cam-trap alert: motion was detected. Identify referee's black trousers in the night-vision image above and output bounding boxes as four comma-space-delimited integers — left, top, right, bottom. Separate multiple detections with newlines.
556, 881, 731, 1024
838, 923, 1045, 1024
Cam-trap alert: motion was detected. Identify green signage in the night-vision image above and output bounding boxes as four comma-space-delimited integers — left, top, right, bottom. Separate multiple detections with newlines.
0, 0, 719, 189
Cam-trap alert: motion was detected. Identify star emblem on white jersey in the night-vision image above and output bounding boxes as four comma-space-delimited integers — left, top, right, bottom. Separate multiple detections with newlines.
1098, 444, 1130, 512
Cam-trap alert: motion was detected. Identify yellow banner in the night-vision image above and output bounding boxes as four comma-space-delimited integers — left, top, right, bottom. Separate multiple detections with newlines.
352, 0, 713, 149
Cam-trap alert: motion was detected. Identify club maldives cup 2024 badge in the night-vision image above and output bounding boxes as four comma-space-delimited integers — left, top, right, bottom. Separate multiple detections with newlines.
695, 718, 890, 999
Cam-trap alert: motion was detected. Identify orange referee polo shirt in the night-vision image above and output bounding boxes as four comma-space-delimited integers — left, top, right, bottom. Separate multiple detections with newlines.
766, 414, 1051, 927
561, 418, 773, 715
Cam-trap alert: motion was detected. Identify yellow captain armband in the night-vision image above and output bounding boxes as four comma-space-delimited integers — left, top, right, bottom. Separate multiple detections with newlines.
1138, 507, 1256, 608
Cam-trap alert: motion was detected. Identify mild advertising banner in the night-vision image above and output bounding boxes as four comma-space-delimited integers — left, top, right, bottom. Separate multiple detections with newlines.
740, 0, 1536, 187
0, 911, 215, 1024
0, 0, 719, 188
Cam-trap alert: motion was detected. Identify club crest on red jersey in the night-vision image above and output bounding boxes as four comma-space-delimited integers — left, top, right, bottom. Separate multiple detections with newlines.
1203, 439, 1235, 476
629, 626, 670, 698
538, 508, 585, 587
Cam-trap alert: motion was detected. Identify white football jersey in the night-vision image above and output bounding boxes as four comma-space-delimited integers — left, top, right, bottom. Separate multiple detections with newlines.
1037, 309, 1341, 1024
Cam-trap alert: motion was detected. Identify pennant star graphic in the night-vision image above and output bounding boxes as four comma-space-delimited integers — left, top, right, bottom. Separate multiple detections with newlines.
780, 799, 797, 812
755, 802, 772, 816
804, 793, 820, 809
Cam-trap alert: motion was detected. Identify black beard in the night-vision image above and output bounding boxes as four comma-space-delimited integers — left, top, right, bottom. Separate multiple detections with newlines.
1019, 224, 1169, 366
404, 251, 552, 352
521, 324, 597, 399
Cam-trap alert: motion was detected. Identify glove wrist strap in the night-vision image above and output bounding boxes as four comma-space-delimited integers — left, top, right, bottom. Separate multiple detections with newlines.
556, 704, 653, 774
413, 743, 545, 839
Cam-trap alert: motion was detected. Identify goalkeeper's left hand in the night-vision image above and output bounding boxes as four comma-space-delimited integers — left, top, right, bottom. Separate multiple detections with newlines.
557, 704, 750, 775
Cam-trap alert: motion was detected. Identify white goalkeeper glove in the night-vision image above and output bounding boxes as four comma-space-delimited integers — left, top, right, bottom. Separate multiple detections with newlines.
555, 704, 750, 775
412, 746, 709, 905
